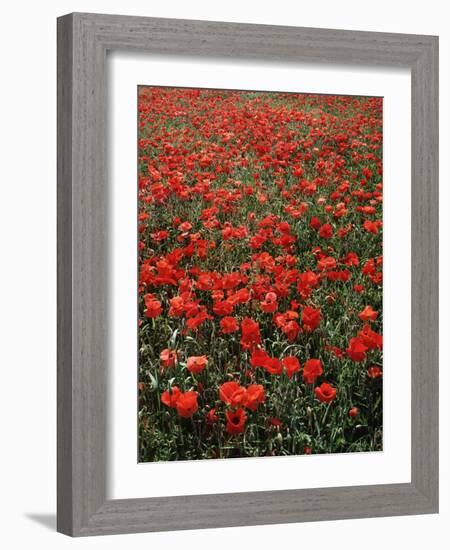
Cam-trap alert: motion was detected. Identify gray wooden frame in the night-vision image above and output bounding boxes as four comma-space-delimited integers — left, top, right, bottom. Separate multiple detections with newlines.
57, 12, 438, 537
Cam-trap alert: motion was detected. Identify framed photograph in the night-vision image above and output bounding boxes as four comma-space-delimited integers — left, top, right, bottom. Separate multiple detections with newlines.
57, 12, 438, 536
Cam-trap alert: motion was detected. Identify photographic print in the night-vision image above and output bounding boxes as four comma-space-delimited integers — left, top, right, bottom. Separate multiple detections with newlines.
138, 86, 383, 462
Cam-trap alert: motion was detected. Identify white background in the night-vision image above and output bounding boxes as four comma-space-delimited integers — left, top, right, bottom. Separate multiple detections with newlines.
109, 54, 411, 499
0, 1, 447, 549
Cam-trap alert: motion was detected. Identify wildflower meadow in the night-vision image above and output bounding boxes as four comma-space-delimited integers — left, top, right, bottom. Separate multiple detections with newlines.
138, 87, 383, 462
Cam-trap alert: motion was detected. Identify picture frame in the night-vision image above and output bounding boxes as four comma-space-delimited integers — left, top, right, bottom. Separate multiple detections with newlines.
57, 12, 438, 536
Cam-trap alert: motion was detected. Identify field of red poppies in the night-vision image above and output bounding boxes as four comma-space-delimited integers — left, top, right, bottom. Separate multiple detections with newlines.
138, 86, 383, 462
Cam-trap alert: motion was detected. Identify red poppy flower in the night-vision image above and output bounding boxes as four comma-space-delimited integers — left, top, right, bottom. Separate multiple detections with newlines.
266, 357, 284, 375
367, 366, 383, 379
240, 317, 261, 350
303, 358, 323, 384
139, 212, 150, 222
159, 348, 178, 368
318, 223, 333, 238
302, 306, 321, 332
309, 216, 321, 230
168, 296, 185, 317
161, 386, 181, 408
143, 294, 163, 318
151, 230, 168, 242
362, 258, 376, 275
245, 384, 266, 411
175, 391, 199, 418
187, 355, 208, 375
185, 310, 212, 331
219, 381, 247, 406
278, 221, 291, 233
297, 271, 320, 299
363, 220, 380, 234
260, 291, 278, 313
178, 221, 192, 232
317, 256, 337, 271
346, 337, 368, 361
229, 287, 250, 305
250, 349, 282, 375
282, 356, 301, 378
358, 324, 382, 350
359, 305, 378, 321
349, 407, 359, 418
220, 316, 239, 334
281, 320, 300, 342
250, 348, 270, 368
213, 300, 234, 316
326, 269, 350, 282
342, 251, 359, 266
225, 408, 247, 435
315, 382, 337, 403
